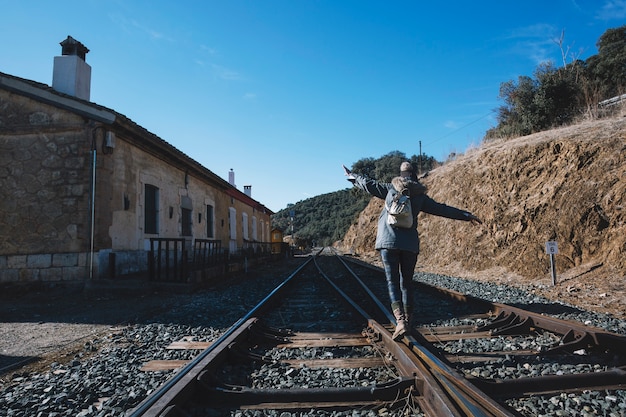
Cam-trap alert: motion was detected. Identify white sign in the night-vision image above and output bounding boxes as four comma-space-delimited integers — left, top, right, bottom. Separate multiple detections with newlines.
545, 241, 559, 254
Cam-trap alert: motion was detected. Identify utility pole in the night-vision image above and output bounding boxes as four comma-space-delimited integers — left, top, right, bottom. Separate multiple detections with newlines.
418, 140, 422, 175
289, 209, 295, 248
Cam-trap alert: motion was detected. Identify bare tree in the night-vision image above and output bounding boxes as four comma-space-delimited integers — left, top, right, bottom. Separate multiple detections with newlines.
553, 29, 584, 68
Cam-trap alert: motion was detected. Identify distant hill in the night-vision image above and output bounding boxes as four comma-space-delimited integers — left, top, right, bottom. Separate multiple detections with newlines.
271, 188, 370, 247
336, 115, 626, 315
271, 150, 437, 247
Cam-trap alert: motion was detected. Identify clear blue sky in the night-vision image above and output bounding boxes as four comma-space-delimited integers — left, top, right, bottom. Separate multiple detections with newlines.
2, 1, 624, 212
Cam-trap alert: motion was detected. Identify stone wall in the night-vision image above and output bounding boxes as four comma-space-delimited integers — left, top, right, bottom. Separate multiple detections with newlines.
0, 91, 94, 281
0, 252, 90, 282
0, 88, 272, 283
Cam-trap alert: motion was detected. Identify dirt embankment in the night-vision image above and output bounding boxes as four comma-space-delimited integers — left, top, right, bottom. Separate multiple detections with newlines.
337, 117, 626, 318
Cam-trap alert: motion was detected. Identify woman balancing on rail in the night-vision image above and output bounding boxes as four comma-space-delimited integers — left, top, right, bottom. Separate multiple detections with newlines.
342, 161, 482, 340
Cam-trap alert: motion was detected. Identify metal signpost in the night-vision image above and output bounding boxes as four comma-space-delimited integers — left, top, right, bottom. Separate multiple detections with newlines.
545, 241, 559, 285
289, 209, 295, 248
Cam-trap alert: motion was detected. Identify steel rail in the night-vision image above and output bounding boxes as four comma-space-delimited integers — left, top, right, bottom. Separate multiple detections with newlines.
474, 366, 626, 398
130, 248, 626, 416
132, 249, 506, 416
315, 251, 492, 416
340, 253, 626, 355
335, 253, 516, 417
128, 256, 314, 417
340, 252, 626, 406
401, 332, 517, 417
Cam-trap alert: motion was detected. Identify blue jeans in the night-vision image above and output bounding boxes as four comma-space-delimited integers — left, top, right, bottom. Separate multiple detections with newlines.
380, 249, 417, 308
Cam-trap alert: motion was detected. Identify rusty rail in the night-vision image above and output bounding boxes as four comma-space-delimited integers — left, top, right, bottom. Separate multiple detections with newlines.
131, 249, 626, 416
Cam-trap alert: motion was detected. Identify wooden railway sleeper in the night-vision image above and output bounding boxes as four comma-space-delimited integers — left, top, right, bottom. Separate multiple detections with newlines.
196, 370, 417, 405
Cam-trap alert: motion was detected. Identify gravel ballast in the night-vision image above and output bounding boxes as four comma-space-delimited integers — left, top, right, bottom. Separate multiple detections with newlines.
1, 260, 625, 416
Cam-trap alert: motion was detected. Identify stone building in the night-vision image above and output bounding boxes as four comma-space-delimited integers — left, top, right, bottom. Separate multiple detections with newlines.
0, 37, 273, 283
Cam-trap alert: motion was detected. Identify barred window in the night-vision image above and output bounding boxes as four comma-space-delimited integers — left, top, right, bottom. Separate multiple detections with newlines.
206, 205, 214, 238
144, 184, 159, 234
182, 208, 192, 236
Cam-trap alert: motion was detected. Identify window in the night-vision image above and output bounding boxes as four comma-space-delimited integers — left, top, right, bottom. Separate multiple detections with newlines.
252, 217, 258, 241
144, 184, 159, 234
206, 205, 214, 238
242, 212, 249, 240
229, 207, 237, 240
182, 208, 192, 236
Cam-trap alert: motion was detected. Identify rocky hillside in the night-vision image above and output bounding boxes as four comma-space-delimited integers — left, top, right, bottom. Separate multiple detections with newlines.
337, 116, 626, 317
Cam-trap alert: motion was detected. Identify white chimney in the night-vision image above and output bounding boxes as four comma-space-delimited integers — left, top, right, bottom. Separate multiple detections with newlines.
228, 168, 235, 186
52, 36, 91, 100
244, 185, 251, 197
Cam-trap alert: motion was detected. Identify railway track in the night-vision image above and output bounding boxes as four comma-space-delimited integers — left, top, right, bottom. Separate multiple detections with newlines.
345, 257, 626, 415
129, 249, 626, 416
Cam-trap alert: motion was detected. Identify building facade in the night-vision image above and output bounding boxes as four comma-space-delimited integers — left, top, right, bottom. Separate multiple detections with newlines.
0, 37, 273, 283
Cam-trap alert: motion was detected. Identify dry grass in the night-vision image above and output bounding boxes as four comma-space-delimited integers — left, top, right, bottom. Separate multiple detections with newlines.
338, 116, 626, 318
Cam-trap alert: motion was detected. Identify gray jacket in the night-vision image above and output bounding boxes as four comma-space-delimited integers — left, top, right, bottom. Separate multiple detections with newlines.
351, 175, 473, 253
